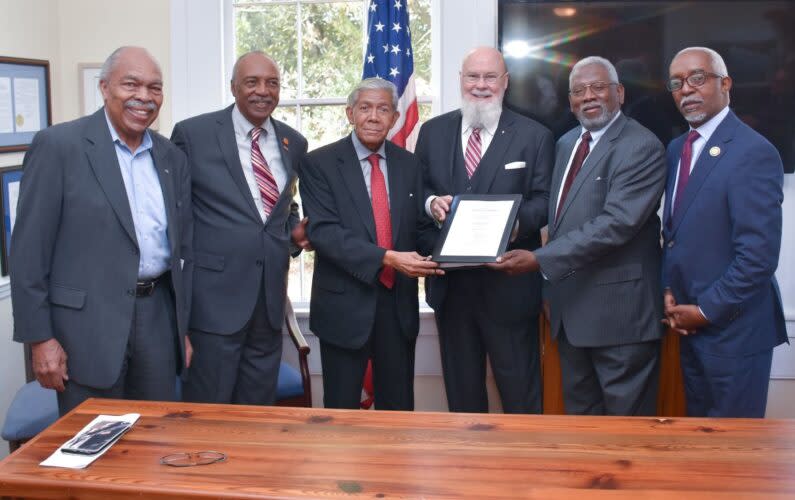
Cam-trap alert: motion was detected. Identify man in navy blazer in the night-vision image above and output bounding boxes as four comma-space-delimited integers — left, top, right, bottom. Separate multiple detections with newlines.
662, 47, 787, 417
11, 47, 193, 415
171, 52, 308, 405
299, 78, 440, 410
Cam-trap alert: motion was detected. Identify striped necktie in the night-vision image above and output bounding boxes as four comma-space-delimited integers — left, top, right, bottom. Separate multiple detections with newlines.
464, 128, 482, 178
251, 126, 279, 216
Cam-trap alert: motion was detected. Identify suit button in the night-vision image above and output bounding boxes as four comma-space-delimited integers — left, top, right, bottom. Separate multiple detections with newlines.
256, 260, 263, 267
127, 289, 135, 296
667, 241, 674, 248
466, 187, 472, 192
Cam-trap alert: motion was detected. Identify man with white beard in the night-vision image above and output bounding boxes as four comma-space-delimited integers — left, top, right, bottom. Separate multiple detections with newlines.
414, 47, 554, 414
489, 56, 666, 416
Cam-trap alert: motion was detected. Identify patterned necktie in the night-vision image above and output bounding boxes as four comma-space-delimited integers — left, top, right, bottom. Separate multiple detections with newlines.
673, 130, 701, 215
251, 127, 280, 217
464, 128, 482, 178
368, 153, 394, 289
556, 130, 592, 221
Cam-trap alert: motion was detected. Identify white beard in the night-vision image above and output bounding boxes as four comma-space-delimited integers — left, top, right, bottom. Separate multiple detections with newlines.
461, 95, 503, 130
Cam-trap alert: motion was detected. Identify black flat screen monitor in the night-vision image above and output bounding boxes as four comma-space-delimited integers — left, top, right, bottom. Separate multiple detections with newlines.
498, 0, 795, 172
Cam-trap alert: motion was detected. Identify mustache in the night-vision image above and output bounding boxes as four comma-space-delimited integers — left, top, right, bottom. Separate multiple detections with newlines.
679, 96, 703, 108
470, 89, 493, 98
249, 96, 274, 105
124, 99, 157, 111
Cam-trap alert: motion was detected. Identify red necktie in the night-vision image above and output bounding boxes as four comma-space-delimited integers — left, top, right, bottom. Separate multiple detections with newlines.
251, 127, 280, 216
556, 131, 591, 221
368, 153, 394, 289
464, 128, 482, 178
673, 130, 701, 215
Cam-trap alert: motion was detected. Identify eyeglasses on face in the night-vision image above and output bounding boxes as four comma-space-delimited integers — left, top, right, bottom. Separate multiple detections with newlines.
666, 71, 725, 92
461, 72, 506, 85
569, 81, 618, 97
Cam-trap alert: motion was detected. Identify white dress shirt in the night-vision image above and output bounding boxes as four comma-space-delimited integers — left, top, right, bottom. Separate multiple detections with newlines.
670, 105, 730, 208
232, 105, 288, 222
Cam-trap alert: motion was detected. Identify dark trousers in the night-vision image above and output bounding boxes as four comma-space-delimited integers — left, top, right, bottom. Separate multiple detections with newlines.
57, 276, 179, 415
435, 273, 542, 414
183, 290, 282, 405
320, 285, 415, 411
557, 328, 660, 416
680, 339, 773, 418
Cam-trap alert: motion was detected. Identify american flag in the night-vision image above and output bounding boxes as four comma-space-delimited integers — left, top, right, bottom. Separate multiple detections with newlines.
363, 0, 419, 151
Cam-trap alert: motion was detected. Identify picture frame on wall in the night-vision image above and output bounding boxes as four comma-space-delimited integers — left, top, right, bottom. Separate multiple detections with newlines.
1, 166, 23, 276
0, 56, 52, 153
78, 63, 103, 117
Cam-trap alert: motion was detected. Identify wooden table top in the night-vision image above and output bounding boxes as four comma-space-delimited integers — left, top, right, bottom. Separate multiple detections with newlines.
1, 399, 795, 499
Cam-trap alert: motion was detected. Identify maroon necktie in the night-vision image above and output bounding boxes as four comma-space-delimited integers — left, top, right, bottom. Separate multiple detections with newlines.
673, 130, 701, 215
556, 131, 591, 221
251, 127, 280, 216
368, 153, 394, 289
464, 128, 482, 178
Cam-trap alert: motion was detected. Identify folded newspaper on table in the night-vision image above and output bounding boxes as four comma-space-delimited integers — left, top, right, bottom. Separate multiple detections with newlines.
40, 413, 140, 469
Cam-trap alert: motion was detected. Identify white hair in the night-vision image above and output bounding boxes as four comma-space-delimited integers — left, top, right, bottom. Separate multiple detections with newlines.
347, 77, 399, 109
673, 47, 729, 76
569, 56, 619, 88
99, 46, 160, 82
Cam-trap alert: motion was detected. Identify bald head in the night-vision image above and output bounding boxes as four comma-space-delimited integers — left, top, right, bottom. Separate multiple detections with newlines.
461, 47, 507, 74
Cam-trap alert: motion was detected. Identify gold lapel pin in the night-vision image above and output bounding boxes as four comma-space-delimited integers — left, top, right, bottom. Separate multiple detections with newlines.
709, 146, 721, 157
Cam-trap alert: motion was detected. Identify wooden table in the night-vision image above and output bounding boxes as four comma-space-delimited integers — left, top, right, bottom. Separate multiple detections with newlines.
2, 399, 795, 499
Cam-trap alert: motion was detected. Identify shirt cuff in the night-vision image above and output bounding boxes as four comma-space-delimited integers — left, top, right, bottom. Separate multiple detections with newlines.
698, 306, 709, 322
424, 195, 436, 219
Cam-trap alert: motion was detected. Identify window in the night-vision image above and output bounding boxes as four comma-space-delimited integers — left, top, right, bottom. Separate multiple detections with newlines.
230, 0, 434, 304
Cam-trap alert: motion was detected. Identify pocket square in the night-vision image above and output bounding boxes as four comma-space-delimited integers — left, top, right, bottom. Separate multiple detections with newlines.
505, 161, 526, 170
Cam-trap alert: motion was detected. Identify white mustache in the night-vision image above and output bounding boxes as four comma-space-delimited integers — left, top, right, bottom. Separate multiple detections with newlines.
680, 97, 703, 107
249, 97, 274, 105
125, 99, 156, 111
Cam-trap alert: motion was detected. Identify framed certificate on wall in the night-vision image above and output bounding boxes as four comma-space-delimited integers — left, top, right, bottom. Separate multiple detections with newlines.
0, 56, 51, 153
1, 166, 23, 276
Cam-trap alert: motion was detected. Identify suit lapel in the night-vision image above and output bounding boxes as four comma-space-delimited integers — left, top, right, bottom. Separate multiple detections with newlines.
669, 111, 738, 234
446, 112, 463, 190
385, 142, 405, 245
337, 137, 376, 241
471, 111, 514, 193
662, 136, 684, 236
150, 138, 178, 255
83, 109, 138, 247
556, 114, 626, 225
216, 106, 261, 220
549, 130, 578, 236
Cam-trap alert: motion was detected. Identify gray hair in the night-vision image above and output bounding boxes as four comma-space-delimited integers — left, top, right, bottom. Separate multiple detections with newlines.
231, 50, 278, 83
569, 56, 619, 88
99, 46, 160, 82
673, 47, 729, 76
347, 78, 399, 109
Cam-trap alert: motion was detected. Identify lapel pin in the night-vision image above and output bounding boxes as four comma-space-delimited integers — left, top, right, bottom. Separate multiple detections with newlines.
164, 169, 170, 174
409, 193, 414, 197
282, 137, 290, 151
709, 146, 721, 157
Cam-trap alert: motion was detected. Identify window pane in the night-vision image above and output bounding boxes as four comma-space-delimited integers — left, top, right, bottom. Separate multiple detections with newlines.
235, 4, 299, 100
301, 104, 350, 151
301, 2, 364, 99
408, 0, 432, 97
273, 105, 298, 130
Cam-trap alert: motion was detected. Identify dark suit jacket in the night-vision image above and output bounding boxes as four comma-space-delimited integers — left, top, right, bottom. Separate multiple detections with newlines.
299, 135, 437, 349
11, 108, 193, 388
415, 108, 554, 323
535, 113, 666, 347
171, 105, 307, 333
662, 109, 787, 357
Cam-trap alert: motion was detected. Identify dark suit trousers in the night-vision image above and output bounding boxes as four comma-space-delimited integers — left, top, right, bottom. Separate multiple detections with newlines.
680, 339, 773, 418
435, 271, 542, 414
57, 275, 179, 415
320, 285, 415, 411
183, 290, 282, 405
557, 328, 659, 416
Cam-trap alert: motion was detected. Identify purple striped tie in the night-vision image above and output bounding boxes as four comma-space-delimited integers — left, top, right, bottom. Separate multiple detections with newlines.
251, 127, 279, 216
464, 128, 482, 178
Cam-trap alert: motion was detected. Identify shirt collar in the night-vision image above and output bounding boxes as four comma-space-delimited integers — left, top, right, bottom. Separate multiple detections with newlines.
691, 105, 730, 143
232, 104, 274, 139
581, 110, 622, 143
351, 131, 387, 161
462, 110, 501, 137
104, 109, 152, 153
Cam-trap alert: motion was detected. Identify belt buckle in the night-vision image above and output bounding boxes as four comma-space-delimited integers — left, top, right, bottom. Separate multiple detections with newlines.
136, 279, 157, 297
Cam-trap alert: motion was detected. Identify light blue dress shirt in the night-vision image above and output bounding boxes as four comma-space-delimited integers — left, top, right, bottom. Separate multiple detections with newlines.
351, 132, 390, 200
104, 112, 170, 279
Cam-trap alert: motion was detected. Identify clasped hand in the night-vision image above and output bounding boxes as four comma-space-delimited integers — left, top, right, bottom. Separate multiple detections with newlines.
662, 288, 709, 335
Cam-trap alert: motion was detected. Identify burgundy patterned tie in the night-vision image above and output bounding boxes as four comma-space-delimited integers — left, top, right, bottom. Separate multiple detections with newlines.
368, 153, 394, 289
673, 130, 701, 215
251, 127, 280, 216
464, 128, 482, 178
556, 131, 591, 222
